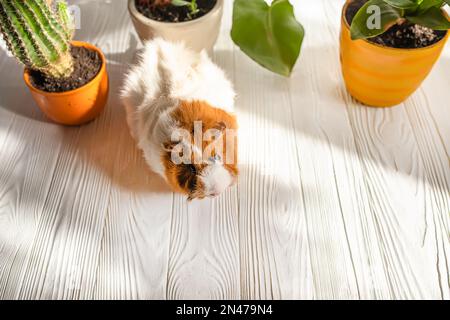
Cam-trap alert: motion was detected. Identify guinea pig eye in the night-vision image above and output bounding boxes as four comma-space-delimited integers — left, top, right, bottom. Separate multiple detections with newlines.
188, 164, 197, 175
208, 154, 221, 163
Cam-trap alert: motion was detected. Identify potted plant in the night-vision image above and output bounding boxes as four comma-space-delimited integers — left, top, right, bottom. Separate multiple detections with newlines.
128, 0, 224, 52
129, 0, 305, 76
0, 0, 109, 125
340, 0, 450, 107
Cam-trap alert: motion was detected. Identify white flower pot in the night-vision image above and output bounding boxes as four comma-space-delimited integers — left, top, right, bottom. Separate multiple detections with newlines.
128, 0, 224, 53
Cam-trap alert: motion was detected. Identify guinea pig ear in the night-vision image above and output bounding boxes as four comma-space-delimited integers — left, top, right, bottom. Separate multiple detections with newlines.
162, 141, 179, 152
162, 142, 172, 152
215, 121, 227, 132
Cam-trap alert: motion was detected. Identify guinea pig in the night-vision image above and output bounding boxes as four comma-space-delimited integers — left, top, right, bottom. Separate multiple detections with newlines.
121, 38, 238, 200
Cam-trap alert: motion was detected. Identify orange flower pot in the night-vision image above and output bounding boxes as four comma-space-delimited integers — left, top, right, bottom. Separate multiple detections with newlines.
340, 1, 449, 107
24, 41, 109, 125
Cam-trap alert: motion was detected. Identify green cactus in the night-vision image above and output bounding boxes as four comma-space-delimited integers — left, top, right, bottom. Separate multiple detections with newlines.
0, 0, 75, 78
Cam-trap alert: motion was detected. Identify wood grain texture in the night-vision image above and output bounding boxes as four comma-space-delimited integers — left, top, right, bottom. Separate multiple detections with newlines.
0, 0, 448, 300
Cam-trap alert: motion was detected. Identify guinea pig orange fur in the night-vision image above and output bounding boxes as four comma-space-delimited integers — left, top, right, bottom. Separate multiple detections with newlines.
121, 39, 238, 200
162, 100, 238, 200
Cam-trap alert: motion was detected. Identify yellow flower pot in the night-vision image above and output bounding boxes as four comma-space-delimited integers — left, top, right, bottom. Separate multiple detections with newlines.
340, 1, 449, 107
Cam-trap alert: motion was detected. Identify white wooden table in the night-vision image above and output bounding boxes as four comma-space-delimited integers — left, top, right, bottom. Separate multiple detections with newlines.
0, 0, 449, 300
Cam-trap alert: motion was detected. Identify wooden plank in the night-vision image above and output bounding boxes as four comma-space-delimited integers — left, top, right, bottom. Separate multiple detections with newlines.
231, 0, 318, 298
284, 0, 365, 299
165, 1, 240, 300
0, 120, 64, 299
76, 0, 174, 299
0, 0, 173, 300
299, 0, 449, 299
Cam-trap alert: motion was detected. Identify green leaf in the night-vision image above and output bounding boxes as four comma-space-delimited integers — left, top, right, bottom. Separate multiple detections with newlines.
383, 0, 419, 9
171, 0, 190, 7
231, 0, 304, 77
350, 0, 402, 40
417, 0, 445, 13
171, 0, 198, 15
407, 6, 450, 29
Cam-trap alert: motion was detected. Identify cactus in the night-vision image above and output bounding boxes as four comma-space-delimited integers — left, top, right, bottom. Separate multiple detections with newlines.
0, 0, 75, 78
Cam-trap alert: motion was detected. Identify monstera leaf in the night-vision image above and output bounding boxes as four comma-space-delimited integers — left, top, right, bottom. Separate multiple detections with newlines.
231, 0, 304, 77
350, 0, 450, 40
350, 0, 402, 40
382, 0, 418, 10
407, 6, 450, 29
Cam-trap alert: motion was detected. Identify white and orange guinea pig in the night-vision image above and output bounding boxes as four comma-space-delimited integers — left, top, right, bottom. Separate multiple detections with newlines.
121, 38, 238, 200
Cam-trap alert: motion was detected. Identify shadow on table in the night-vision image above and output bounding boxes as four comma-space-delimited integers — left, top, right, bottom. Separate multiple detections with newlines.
61, 59, 171, 195
0, 41, 326, 299
213, 45, 450, 190
72, 0, 133, 43
0, 51, 53, 123
2, 41, 448, 195
0, 43, 169, 196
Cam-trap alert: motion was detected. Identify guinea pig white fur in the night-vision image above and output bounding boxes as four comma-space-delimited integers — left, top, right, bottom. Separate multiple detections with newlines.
121, 38, 238, 200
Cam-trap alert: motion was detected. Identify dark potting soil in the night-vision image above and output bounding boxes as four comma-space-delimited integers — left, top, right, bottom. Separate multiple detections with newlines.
135, 0, 217, 23
29, 46, 102, 93
345, 0, 447, 48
